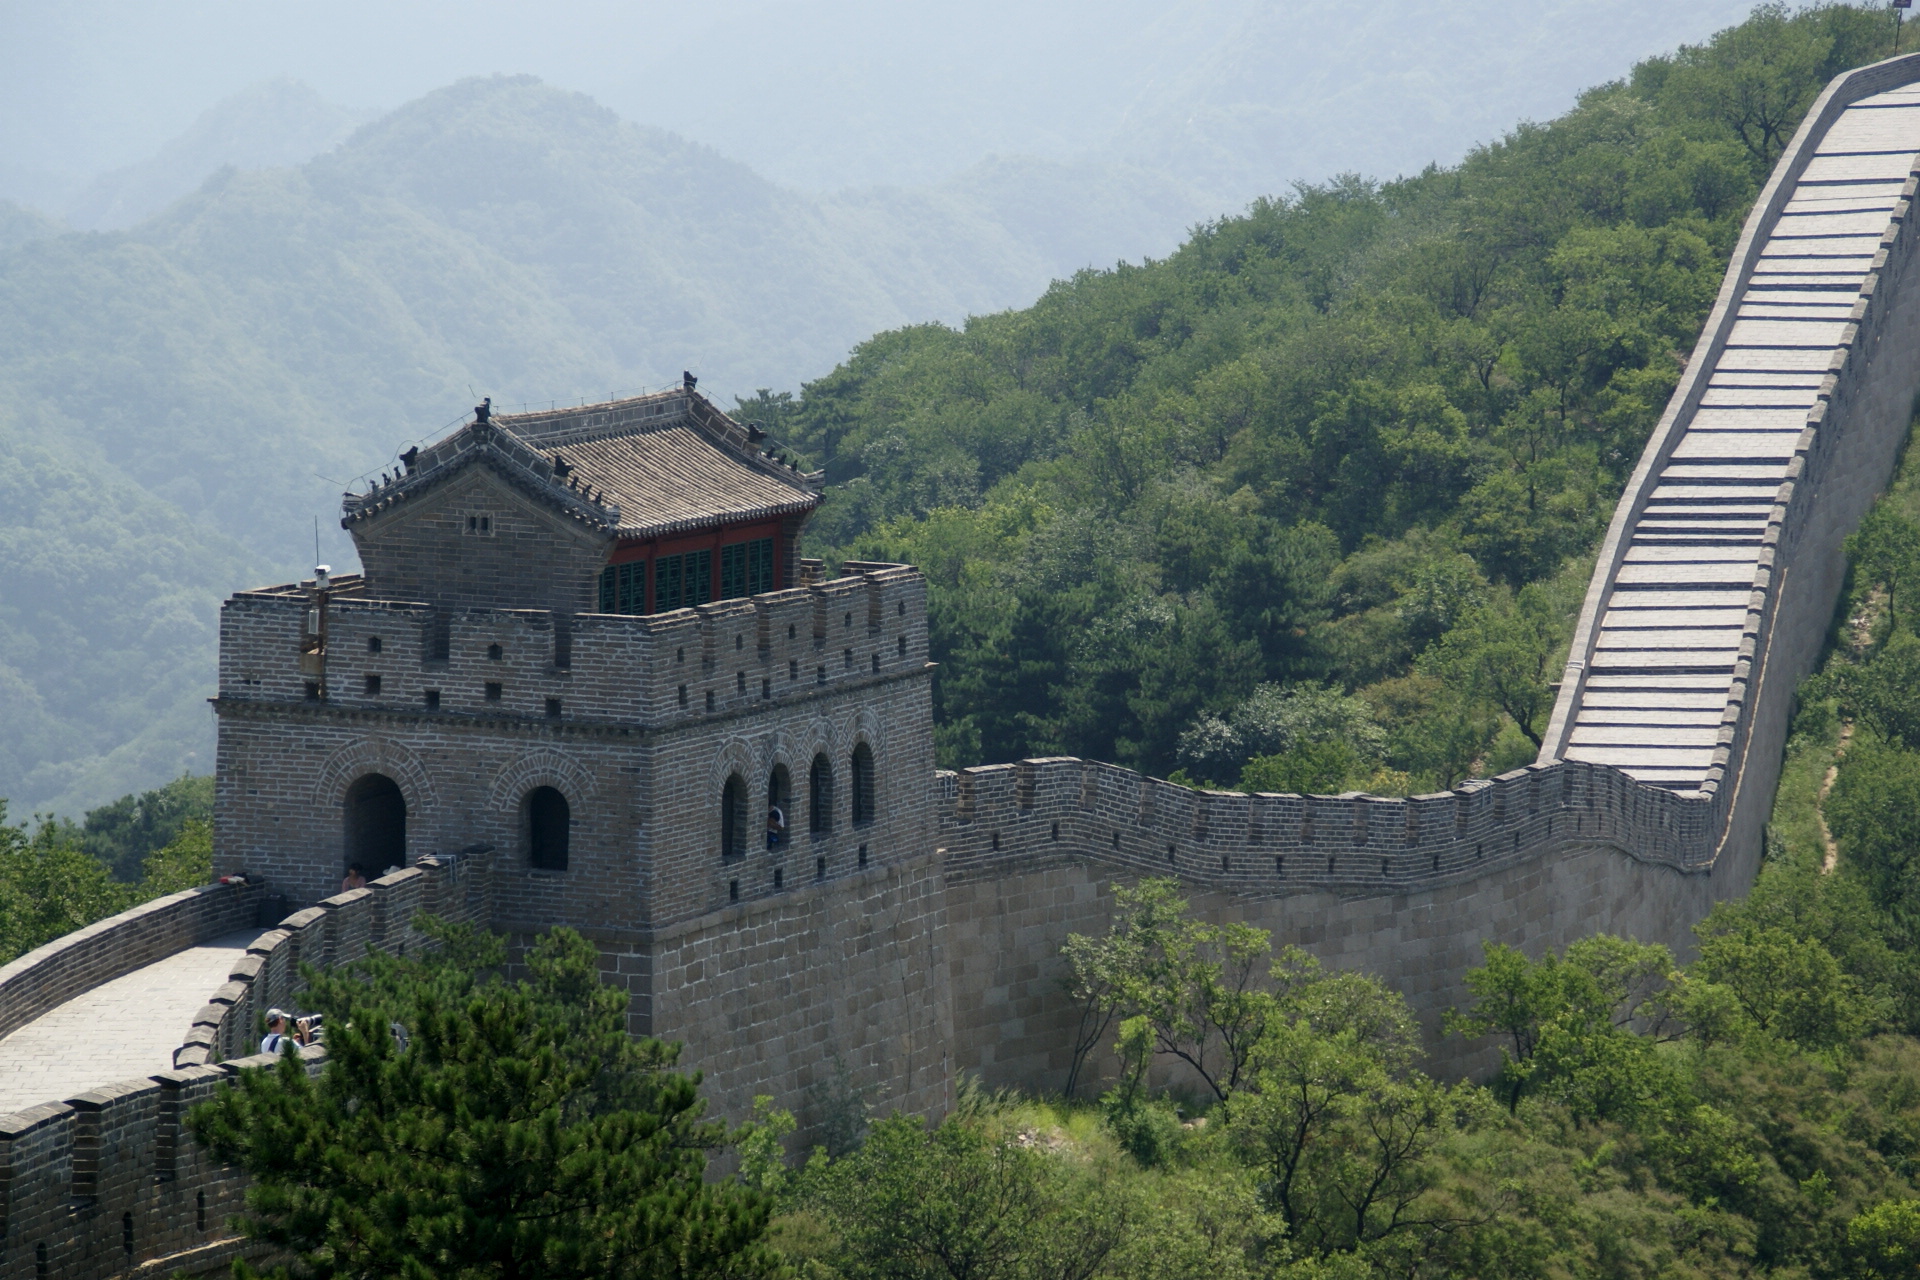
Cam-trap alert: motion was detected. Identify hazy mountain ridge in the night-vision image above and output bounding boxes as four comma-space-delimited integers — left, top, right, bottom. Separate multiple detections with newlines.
0, 74, 1212, 815
0, 201, 63, 253
63, 79, 377, 232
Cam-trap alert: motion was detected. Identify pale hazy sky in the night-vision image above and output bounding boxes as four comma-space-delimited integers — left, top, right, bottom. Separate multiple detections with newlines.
3, 0, 1768, 203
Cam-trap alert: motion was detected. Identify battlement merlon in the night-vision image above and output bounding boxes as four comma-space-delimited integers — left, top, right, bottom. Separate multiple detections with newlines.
214, 564, 930, 729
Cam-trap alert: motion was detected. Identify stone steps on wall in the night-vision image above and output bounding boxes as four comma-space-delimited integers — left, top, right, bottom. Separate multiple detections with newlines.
1562, 83, 1920, 791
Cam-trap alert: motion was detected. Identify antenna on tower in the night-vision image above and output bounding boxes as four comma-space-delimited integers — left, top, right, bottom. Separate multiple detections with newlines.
314, 515, 320, 570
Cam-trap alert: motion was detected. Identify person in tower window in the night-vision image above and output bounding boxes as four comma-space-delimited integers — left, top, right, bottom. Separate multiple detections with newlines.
342, 864, 368, 892
767, 804, 787, 850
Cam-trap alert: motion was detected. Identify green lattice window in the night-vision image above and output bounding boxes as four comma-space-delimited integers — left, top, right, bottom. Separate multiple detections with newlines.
597, 562, 646, 614
720, 538, 775, 599
720, 543, 747, 599
656, 550, 712, 612
748, 538, 774, 594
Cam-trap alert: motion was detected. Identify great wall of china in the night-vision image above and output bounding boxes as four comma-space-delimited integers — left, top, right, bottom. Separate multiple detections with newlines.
3, 51, 1920, 1280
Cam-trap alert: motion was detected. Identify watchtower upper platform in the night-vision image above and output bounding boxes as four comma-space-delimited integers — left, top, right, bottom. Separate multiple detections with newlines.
342, 387, 823, 618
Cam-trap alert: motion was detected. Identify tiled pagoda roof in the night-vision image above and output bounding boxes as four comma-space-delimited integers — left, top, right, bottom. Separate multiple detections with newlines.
341, 388, 822, 540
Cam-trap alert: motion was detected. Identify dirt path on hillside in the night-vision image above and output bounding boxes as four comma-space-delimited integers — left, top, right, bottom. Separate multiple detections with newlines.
1819, 720, 1855, 874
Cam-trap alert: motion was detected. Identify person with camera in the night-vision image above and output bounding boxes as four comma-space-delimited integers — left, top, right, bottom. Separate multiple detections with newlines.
261, 1008, 322, 1055
261, 1008, 298, 1055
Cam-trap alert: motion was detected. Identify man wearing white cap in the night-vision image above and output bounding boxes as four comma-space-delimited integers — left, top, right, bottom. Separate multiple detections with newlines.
261, 1009, 299, 1055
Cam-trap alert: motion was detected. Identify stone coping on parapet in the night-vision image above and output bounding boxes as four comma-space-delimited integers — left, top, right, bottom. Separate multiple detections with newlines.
935, 755, 1718, 900
0, 1046, 323, 1138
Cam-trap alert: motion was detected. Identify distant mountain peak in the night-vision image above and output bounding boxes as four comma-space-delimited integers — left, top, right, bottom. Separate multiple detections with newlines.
63, 78, 375, 232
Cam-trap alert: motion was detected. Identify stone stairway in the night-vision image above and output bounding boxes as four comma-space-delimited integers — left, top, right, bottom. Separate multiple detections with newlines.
1565, 84, 1920, 791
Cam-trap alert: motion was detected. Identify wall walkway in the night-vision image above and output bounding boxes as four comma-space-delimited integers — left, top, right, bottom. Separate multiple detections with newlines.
0, 932, 257, 1117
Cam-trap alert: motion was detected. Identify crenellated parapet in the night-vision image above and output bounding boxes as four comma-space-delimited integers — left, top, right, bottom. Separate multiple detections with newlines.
216, 564, 927, 729
938, 756, 1716, 893
174, 852, 485, 1069
0, 1057, 271, 1280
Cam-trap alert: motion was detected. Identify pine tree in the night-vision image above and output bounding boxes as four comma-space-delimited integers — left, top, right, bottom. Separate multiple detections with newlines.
190, 923, 782, 1280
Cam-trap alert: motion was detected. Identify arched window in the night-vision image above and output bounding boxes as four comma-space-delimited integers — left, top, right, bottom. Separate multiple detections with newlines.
721, 774, 748, 858
344, 773, 406, 875
851, 742, 876, 825
526, 786, 570, 871
767, 764, 791, 850
809, 753, 834, 836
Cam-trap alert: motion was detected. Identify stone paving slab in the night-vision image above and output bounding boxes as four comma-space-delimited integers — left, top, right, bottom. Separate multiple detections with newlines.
0, 930, 259, 1116
1574, 709, 1726, 726
1716, 346, 1839, 370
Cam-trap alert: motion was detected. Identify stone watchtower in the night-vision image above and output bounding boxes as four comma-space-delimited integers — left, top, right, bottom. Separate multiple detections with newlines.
211, 386, 951, 1121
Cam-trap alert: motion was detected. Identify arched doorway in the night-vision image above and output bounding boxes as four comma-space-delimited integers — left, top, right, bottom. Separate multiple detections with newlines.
526, 786, 571, 871
344, 773, 406, 876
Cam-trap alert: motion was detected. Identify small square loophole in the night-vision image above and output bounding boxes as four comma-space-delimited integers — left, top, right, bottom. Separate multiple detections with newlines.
729, 879, 739, 902
545, 698, 562, 718
364, 673, 381, 696
424, 689, 441, 710
816, 855, 826, 879
484, 682, 502, 701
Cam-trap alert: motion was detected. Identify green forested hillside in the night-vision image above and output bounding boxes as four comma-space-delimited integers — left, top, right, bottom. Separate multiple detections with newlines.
0, 6, 1897, 813
0, 75, 1201, 815
751, 4, 1888, 789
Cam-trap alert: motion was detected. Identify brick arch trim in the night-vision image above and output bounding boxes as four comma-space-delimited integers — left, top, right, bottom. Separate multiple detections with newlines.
709, 736, 761, 794
314, 738, 438, 814
849, 706, 887, 757
797, 715, 844, 765
487, 748, 599, 815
